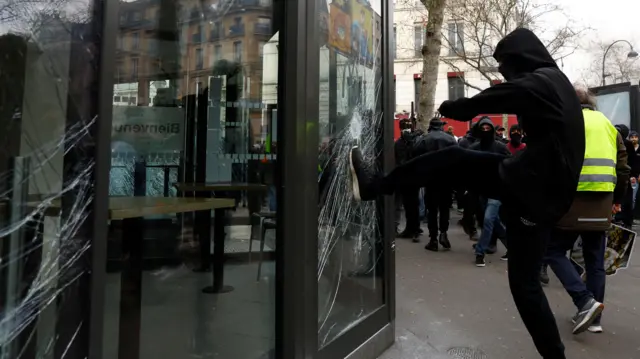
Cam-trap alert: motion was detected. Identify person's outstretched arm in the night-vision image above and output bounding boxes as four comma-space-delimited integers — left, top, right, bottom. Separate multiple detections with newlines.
438, 80, 535, 122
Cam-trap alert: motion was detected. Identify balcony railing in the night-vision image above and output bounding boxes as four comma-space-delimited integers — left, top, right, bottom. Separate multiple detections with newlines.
254, 23, 271, 35
229, 24, 245, 37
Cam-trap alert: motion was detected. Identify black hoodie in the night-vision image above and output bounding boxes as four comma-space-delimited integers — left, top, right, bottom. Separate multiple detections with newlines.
437, 28, 585, 225
616, 124, 640, 178
470, 117, 511, 156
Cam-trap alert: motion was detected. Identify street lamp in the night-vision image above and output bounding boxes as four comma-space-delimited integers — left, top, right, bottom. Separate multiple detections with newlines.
602, 39, 639, 86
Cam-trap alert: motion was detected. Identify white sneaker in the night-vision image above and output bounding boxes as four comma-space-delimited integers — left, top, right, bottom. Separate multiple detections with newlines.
588, 324, 603, 333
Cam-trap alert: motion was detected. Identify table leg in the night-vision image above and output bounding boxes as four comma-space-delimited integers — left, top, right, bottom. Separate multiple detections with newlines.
118, 217, 143, 359
202, 208, 233, 294
193, 208, 212, 272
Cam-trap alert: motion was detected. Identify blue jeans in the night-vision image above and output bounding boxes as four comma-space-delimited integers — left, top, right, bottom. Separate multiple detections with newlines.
545, 230, 606, 318
475, 198, 506, 256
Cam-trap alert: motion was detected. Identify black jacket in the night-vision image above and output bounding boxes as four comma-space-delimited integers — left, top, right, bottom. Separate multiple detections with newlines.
458, 130, 476, 149
438, 28, 585, 225
394, 131, 416, 165
413, 127, 458, 157
616, 125, 640, 178
470, 118, 512, 156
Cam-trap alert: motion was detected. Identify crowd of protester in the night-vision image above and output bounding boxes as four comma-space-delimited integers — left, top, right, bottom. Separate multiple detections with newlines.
348, 28, 634, 358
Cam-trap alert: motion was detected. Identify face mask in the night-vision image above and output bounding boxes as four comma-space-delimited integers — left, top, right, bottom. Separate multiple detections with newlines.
401, 129, 411, 134
479, 130, 493, 142
510, 133, 522, 145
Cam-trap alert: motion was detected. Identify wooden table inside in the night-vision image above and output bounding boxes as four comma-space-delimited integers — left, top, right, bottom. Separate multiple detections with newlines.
2, 196, 236, 219
174, 182, 268, 192
2, 196, 236, 359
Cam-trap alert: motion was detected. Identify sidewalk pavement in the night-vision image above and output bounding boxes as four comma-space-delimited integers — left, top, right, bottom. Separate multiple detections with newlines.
380, 212, 640, 359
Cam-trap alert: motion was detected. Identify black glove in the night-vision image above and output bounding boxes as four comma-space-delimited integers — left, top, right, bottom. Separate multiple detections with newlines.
438, 100, 455, 119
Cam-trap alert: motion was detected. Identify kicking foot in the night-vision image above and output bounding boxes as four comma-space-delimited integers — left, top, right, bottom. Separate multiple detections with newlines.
572, 299, 605, 334
475, 254, 486, 267
349, 146, 376, 201
571, 317, 603, 334
424, 240, 438, 252
439, 233, 451, 250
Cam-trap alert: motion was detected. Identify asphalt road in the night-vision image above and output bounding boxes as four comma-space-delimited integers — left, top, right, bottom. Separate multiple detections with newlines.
379, 212, 640, 359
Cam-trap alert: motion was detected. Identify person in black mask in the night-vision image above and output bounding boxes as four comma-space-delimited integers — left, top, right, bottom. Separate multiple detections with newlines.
507, 124, 526, 154
614, 124, 638, 227
395, 119, 421, 239
413, 117, 458, 250
348, 28, 584, 358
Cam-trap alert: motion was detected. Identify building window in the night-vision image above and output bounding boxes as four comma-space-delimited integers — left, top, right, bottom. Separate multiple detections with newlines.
448, 22, 464, 56
131, 58, 139, 78
133, 11, 141, 21
117, 34, 123, 50
215, 44, 222, 62
233, 41, 242, 63
195, 48, 203, 70
414, 24, 424, 57
448, 76, 465, 100
131, 32, 139, 50
393, 26, 397, 59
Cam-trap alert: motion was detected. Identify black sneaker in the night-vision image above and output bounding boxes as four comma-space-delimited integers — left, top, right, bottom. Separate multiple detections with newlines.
349, 146, 375, 201
424, 240, 438, 252
439, 233, 451, 250
500, 252, 508, 261
540, 265, 550, 285
469, 231, 479, 242
572, 298, 605, 334
475, 255, 486, 267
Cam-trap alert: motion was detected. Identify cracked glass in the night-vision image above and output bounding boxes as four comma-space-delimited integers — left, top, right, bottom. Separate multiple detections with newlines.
317, 0, 385, 348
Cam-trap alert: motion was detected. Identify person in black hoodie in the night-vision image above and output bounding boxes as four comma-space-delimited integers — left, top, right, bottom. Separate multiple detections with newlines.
395, 119, 421, 239
614, 124, 638, 227
348, 28, 583, 359
470, 117, 510, 266
413, 117, 458, 251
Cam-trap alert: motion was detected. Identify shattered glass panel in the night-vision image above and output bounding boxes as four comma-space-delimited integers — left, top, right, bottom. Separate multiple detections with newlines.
0, 1, 101, 358
318, 0, 385, 347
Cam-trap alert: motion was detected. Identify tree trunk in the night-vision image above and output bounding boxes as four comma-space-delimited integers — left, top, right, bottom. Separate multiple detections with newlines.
417, 0, 446, 131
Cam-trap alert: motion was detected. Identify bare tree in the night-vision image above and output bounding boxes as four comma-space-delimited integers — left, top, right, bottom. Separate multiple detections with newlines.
439, 0, 586, 91
416, 0, 447, 128
578, 40, 640, 88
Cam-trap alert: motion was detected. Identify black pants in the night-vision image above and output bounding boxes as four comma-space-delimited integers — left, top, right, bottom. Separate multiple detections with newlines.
426, 189, 451, 237
616, 182, 634, 227
401, 187, 420, 233
378, 146, 566, 359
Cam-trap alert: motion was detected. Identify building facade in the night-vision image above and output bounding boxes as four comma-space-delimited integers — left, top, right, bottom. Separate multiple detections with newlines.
392, 0, 502, 115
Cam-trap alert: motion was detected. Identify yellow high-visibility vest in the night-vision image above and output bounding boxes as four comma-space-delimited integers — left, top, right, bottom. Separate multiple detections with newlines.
577, 109, 618, 192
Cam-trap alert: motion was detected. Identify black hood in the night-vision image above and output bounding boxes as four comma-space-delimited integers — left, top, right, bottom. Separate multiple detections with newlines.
474, 117, 495, 146
616, 124, 630, 139
493, 28, 557, 80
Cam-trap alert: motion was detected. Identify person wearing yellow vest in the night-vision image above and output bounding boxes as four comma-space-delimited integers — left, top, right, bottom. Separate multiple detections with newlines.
546, 87, 630, 336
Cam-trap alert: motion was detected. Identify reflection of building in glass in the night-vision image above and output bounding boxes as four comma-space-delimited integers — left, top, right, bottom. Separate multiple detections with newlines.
115, 0, 274, 143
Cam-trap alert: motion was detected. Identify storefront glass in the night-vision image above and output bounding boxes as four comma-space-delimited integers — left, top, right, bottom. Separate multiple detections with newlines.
0, 1, 103, 358
102, 0, 279, 358
317, 0, 385, 348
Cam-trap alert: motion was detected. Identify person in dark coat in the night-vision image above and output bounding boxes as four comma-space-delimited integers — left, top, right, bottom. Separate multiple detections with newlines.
348, 28, 584, 358
413, 117, 458, 251
614, 124, 637, 227
495, 125, 509, 144
395, 119, 421, 238
470, 117, 510, 266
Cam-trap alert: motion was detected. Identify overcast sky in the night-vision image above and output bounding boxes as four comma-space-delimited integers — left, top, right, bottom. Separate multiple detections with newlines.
558, 0, 640, 82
